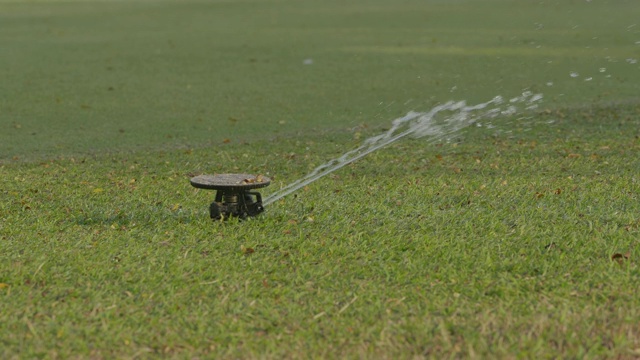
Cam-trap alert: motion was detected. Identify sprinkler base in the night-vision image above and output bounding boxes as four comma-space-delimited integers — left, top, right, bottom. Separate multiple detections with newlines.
190, 174, 271, 221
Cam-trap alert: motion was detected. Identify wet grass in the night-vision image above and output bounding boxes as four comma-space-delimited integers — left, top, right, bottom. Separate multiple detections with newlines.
2, 0, 640, 358
2, 102, 640, 358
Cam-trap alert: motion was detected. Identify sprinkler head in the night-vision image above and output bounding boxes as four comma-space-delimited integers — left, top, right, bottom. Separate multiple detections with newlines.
190, 173, 271, 220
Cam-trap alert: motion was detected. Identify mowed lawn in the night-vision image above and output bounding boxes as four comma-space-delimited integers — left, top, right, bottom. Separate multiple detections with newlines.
2, 0, 639, 159
1, 0, 640, 358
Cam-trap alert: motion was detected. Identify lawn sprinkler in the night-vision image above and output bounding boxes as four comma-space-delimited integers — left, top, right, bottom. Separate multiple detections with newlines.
190, 174, 270, 220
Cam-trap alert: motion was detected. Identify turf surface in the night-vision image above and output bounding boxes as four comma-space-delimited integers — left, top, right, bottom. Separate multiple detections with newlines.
1, 0, 640, 358
2, 0, 639, 159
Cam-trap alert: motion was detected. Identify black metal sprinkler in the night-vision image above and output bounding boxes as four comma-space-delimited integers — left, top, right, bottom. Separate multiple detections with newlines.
190, 173, 271, 220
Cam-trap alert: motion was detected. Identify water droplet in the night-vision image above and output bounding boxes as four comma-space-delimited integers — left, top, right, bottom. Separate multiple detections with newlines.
570, 72, 579, 78
626, 58, 638, 64
501, 106, 517, 116
599, 68, 606, 73
546, 82, 554, 86
529, 94, 543, 103
584, 77, 593, 82
303, 58, 314, 65
635, 41, 640, 45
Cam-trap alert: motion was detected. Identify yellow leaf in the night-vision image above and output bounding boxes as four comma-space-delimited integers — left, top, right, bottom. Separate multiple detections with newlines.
93, 188, 104, 194
241, 245, 254, 254
0, 283, 9, 289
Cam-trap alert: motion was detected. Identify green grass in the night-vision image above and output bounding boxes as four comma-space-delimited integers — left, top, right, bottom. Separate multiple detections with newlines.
2, 103, 640, 358
2, 0, 639, 159
2, 0, 640, 358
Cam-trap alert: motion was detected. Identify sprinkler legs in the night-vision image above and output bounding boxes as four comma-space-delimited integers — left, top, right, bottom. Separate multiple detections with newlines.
209, 191, 264, 220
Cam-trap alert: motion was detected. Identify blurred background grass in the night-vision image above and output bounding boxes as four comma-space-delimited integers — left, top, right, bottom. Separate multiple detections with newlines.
2, 0, 639, 160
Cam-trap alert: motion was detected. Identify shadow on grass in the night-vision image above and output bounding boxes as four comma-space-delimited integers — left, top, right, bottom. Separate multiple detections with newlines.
71, 207, 201, 227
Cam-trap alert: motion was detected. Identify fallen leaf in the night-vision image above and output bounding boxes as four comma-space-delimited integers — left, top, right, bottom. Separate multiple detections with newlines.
223, 138, 231, 144
567, 153, 581, 159
0, 283, 9, 289
241, 175, 265, 184
241, 245, 254, 254
611, 252, 630, 265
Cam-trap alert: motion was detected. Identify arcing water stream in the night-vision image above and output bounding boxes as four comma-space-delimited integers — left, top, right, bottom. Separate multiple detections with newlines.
263, 91, 543, 206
